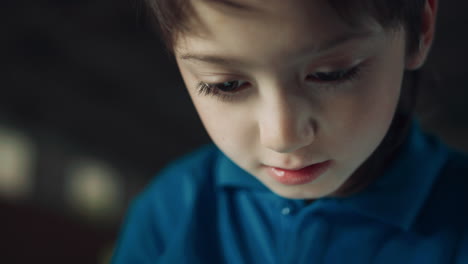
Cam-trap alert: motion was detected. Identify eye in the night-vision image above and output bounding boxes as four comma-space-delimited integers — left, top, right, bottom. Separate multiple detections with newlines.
306, 66, 361, 83
212, 80, 245, 92
196, 80, 248, 101
197, 80, 248, 95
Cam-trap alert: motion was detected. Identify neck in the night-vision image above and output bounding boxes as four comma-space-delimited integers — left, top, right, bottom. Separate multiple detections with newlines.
330, 112, 413, 198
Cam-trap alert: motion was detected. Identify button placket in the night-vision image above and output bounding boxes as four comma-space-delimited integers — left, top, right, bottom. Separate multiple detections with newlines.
278, 202, 297, 263
281, 207, 291, 215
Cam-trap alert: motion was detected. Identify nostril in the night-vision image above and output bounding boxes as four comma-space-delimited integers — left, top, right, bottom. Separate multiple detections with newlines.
302, 122, 313, 139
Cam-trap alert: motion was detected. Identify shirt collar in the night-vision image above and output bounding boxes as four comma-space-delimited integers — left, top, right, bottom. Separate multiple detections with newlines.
215, 120, 449, 231
215, 151, 268, 191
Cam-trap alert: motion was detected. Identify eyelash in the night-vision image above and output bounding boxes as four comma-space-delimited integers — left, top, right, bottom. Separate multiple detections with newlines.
196, 64, 365, 101
196, 80, 248, 102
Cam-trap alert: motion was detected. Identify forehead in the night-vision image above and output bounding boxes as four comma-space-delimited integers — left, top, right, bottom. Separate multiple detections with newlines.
176, 0, 383, 66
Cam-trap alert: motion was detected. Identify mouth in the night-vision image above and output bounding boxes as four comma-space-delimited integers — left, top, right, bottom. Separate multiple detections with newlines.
264, 160, 332, 186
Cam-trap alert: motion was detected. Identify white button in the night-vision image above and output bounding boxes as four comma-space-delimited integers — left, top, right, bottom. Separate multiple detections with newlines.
281, 207, 291, 215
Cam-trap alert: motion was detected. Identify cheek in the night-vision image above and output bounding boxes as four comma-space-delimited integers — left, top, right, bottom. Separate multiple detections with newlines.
177, 64, 258, 158
357, 56, 404, 127
190, 95, 259, 158
323, 57, 404, 161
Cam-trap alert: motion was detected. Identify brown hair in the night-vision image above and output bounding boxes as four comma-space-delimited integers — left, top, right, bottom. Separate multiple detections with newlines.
142, 0, 426, 57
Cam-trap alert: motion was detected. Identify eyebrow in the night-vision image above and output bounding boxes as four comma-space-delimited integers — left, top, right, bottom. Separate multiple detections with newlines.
179, 31, 374, 67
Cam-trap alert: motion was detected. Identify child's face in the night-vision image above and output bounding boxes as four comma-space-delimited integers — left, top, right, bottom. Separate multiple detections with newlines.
174, 0, 409, 199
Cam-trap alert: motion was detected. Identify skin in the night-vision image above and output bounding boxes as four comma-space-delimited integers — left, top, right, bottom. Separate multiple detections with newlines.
174, 0, 436, 199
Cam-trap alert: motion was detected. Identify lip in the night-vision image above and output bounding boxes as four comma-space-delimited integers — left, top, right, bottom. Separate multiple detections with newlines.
265, 160, 331, 185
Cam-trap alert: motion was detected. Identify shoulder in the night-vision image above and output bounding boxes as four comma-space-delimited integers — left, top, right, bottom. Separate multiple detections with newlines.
425, 148, 468, 211
112, 144, 222, 263
150, 143, 220, 189
441, 149, 468, 177
416, 147, 468, 230
136, 143, 221, 215
401, 145, 468, 263
135, 143, 221, 232
161, 143, 220, 176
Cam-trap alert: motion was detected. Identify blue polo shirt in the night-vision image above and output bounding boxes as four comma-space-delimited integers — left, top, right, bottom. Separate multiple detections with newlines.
112, 121, 468, 263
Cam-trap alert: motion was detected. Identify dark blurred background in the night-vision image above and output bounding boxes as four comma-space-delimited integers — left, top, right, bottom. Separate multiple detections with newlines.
1, 0, 467, 263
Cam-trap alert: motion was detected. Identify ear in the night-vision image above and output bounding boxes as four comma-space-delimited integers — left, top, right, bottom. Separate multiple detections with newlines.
406, 0, 438, 70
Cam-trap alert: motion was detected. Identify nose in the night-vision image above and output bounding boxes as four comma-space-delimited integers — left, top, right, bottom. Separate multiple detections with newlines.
258, 93, 316, 153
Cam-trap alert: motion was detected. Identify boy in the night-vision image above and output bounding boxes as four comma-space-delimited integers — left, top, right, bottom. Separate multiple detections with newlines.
113, 0, 468, 263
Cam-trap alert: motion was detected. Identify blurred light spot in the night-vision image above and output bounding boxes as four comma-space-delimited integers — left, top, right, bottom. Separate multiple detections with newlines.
0, 126, 35, 200
65, 158, 123, 221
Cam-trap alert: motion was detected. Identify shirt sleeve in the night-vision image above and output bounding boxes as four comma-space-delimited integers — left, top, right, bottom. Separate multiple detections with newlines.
110, 145, 219, 263
454, 229, 468, 264
111, 192, 163, 264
